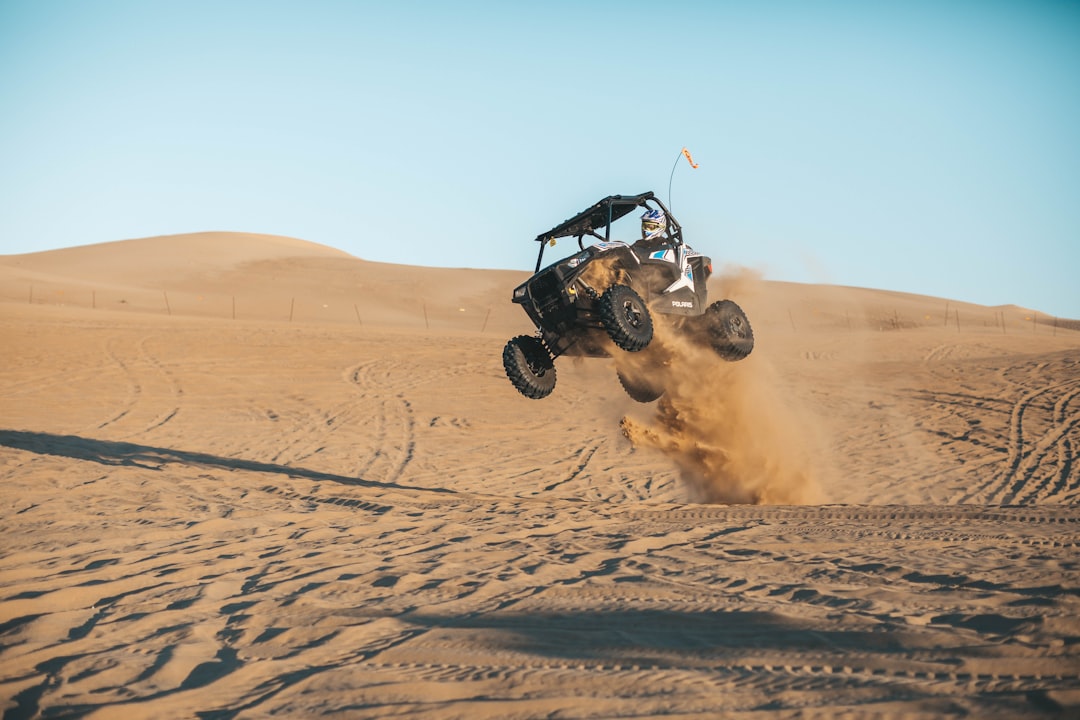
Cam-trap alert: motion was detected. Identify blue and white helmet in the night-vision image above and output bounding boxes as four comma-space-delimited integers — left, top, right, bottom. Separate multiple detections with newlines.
641, 208, 667, 241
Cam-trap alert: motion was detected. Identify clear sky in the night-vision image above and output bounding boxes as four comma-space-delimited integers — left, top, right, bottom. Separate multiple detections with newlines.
2, 1, 1078, 318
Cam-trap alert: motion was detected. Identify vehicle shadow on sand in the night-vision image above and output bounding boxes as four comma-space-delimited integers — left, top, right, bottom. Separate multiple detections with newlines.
0, 429, 452, 495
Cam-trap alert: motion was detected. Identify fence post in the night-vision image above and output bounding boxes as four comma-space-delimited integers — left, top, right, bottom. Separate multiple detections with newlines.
354, 303, 362, 324
955, 308, 960, 333
481, 307, 491, 333
423, 303, 429, 330
289, 298, 295, 322
163, 291, 171, 316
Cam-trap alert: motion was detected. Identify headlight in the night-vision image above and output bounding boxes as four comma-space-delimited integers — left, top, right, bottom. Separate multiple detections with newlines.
513, 286, 527, 300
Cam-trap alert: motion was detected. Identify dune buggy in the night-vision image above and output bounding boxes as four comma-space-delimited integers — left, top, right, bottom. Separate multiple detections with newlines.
503, 191, 754, 400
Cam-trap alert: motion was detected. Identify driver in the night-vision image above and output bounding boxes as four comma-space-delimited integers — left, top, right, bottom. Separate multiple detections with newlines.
635, 208, 668, 248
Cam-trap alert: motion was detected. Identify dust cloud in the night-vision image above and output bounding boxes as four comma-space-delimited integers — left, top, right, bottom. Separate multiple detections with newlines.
618, 269, 829, 505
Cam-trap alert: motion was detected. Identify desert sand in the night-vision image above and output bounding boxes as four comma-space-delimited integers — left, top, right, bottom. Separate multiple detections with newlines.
1, 232, 1078, 718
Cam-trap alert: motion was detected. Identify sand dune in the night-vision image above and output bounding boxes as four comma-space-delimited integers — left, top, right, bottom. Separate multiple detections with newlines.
1, 233, 1078, 718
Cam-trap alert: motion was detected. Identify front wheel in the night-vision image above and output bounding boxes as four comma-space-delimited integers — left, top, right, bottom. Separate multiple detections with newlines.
503, 335, 556, 399
599, 284, 653, 352
703, 299, 754, 361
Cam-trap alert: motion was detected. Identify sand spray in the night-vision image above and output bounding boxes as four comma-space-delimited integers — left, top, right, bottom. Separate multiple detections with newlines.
619, 268, 829, 504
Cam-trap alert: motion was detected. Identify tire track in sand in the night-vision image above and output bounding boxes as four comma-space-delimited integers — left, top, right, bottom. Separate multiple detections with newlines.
346, 361, 416, 485
967, 378, 1080, 505
1001, 379, 1080, 504
923, 352, 1080, 504
92, 335, 183, 438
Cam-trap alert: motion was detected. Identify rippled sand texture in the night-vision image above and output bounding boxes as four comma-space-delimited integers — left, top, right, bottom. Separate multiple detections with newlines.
2, 234, 1078, 718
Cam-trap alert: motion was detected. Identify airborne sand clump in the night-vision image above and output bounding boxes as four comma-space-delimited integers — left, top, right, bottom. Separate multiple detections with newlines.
620, 269, 827, 504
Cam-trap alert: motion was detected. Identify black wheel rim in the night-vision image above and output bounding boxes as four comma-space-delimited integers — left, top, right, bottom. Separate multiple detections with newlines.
527, 358, 548, 377
520, 344, 548, 377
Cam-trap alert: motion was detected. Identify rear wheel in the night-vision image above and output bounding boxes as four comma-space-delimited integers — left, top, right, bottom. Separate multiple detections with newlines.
599, 284, 653, 352
503, 335, 556, 399
703, 300, 754, 360
617, 369, 664, 403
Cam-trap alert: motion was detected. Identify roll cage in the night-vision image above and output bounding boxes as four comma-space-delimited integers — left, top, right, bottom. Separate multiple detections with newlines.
531, 192, 683, 273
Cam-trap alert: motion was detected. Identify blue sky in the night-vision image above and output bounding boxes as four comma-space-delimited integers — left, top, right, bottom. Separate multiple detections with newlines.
2, 0, 1078, 318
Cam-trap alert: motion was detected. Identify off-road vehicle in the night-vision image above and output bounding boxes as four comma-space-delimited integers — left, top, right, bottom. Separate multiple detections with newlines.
503, 192, 753, 400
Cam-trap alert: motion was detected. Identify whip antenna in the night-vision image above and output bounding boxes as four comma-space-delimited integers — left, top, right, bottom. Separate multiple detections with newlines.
667, 147, 699, 211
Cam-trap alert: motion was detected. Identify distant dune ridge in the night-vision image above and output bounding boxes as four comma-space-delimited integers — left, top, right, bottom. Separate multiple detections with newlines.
1, 232, 1073, 331
0, 232, 526, 329
1, 232, 1079, 717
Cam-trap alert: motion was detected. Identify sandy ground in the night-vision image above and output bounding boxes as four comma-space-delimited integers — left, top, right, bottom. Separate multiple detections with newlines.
1, 233, 1078, 718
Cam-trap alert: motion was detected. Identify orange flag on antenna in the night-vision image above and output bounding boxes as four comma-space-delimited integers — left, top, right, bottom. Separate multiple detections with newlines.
682, 147, 699, 168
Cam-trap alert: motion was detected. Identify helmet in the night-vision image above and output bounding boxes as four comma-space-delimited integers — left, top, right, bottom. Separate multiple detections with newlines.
641, 208, 667, 241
